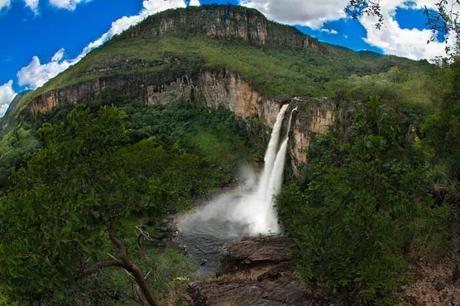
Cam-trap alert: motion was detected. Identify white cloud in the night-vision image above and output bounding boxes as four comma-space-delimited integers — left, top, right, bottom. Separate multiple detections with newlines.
359, 0, 458, 60
17, 49, 73, 89
48, 0, 89, 10
0, 0, 39, 13
241, 0, 349, 28
0, 0, 11, 11
24, 0, 39, 12
75, 0, 188, 57
360, 13, 446, 60
0, 81, 17, 117
321, 28, 338, 35
241, 0, 455, 60
15, 0, 191, 90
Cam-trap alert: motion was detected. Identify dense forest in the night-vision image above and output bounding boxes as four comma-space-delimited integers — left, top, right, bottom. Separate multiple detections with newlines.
0, 5, 459, 306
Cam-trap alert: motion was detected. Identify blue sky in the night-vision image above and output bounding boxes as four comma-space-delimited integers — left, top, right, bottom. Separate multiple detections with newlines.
0, 0, 449, 115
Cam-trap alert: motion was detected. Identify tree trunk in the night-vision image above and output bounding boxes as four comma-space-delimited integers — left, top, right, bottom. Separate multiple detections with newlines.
108, 226, 158, 306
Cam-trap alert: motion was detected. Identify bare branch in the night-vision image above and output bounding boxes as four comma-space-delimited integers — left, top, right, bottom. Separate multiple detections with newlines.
107, 225, 158, 306
77, 260, 124, 279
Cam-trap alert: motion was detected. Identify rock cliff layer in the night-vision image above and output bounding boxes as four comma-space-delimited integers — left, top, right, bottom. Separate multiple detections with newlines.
120, 5, 320, 50
27, 69, 336, 172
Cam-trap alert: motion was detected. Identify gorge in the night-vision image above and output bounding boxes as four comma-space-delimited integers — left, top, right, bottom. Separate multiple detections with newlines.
177, 104, 295, 276
0, 5, 458, 306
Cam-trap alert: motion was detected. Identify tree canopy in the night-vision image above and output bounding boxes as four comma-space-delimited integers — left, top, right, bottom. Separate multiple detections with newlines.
0, 105, 213, 304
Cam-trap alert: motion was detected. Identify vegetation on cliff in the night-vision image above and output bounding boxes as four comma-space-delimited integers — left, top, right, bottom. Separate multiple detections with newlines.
0, 101, 259, 305
278, 59, 460, 305
0, 5, 459, 306
1, 6, 436, 127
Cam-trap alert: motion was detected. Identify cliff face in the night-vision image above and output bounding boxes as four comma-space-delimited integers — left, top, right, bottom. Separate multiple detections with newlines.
27, 69, 336, 173
13, 6, 335, 172
121, 5, 320, 50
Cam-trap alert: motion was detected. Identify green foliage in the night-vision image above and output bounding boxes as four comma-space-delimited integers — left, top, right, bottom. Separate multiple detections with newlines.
330, 65, 446, 110
0, 126, 38, 188
0, 105, 216, 304
7, 32, 433, 121
278, 97, 451, 305
423, 58, 460, 180
124, 103, 262, 186
57, 248, 194, 306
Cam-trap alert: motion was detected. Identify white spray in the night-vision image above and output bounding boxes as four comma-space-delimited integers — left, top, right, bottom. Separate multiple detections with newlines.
177, 104, 296, 239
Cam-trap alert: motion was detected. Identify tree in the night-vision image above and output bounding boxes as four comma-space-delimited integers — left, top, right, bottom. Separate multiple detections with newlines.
423, 58, 460, 181
347, 0, 460, 58
0, 105, 208, 305
277, 97, 450, 304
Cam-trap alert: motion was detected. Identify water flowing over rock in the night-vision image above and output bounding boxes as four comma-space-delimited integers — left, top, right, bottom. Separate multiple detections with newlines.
176, 104, 295, 275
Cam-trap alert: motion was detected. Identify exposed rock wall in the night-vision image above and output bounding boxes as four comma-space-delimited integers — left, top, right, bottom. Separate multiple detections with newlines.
27, 70, 336, 173
121, 6, 320, 50
290, 101, 337, 174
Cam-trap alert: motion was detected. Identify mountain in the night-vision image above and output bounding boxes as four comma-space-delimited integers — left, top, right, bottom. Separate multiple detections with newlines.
1, 5, 458, 306
1, 5, 434, 133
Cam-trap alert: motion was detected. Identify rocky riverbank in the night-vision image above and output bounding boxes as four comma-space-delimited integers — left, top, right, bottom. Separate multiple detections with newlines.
184, 235, 460, 306
187, 236, 328, 306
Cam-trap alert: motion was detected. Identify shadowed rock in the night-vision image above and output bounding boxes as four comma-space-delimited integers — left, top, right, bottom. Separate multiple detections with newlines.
188, 236, 328, 306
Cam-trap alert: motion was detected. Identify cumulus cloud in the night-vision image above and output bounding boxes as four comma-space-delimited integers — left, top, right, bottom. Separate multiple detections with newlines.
0, 0, 11, 11
0, 81, 17, 117
241, 0, 349, 28
241, 0, 455, 60
24, 0, 39, 12
321, 28, 338, 35
0, 0, 39, 13
17, 48, 73, 89
15, 1, 191, 89
359, 0, 458, 60
81, 0, 187, 55
360, 13, 446, 60
48, 0, 90, 10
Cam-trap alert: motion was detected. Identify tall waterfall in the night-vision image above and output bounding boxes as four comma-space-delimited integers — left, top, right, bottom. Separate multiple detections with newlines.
176, 105, 296, 274
237, 104, 294, 234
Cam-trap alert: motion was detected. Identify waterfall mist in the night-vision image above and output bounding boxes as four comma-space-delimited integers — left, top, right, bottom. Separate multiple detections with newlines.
176, 105, 296, 274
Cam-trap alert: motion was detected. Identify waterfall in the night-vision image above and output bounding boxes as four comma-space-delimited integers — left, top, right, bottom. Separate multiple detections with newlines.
176, 104, 297, 274
256, 104, 289, 201
247, 105, 297, 234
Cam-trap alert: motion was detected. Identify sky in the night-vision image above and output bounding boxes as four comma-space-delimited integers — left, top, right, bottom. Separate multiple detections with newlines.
0, 0, 455, 116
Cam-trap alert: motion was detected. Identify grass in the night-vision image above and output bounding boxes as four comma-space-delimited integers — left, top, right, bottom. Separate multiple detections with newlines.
8, 32, 436, 124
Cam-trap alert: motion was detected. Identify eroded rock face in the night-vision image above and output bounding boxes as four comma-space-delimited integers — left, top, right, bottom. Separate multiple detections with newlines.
122, 6, 320, 50
290, 101, 337, 174
26, 70, 336, 173
188, 236, 327, 306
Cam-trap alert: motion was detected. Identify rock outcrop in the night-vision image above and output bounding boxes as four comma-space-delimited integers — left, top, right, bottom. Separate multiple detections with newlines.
13, 6, 335, 172
121, 5, 320, 50
25, 68, 336, 173
188, 236, 328, 306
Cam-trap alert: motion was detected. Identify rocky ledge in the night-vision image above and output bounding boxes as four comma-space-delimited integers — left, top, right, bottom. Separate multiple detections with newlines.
187, 236, 327, 306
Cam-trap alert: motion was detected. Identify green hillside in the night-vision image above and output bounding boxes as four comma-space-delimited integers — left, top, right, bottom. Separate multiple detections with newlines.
0, 5, 459, 306
2, 6, 440, 127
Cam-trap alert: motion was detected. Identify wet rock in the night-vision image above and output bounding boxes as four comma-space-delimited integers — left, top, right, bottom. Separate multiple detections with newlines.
188, 236, 328, 306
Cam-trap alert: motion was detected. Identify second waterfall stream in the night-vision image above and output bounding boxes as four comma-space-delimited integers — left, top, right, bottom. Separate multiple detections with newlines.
176, 104, 296, 275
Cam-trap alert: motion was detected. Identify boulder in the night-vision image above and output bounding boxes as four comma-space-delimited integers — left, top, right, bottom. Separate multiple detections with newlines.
188, 236, 328, 306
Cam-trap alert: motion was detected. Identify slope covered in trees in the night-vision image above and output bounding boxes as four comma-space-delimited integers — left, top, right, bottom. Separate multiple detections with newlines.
0, 5, 459, 306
